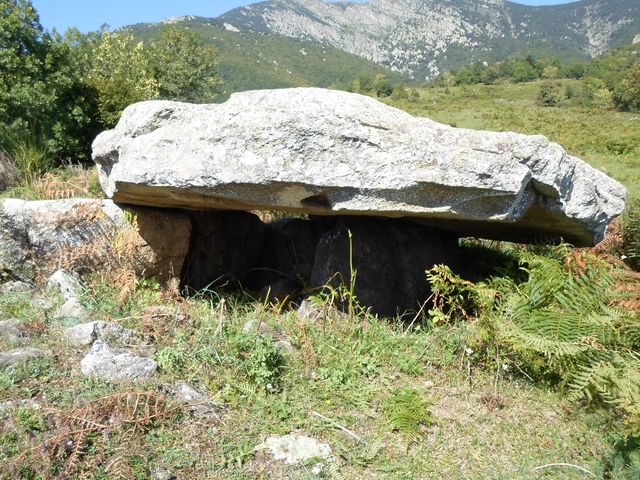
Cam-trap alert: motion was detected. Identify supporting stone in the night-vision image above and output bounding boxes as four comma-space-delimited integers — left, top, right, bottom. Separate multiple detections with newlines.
309, 217, 459, 318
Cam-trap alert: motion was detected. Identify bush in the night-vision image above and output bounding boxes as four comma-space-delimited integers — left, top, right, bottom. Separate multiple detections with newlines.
613, 60, 640, 112
537, 82, 561, 106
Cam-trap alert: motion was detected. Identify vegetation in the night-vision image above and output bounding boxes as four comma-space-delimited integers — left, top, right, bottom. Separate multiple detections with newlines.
439, 45, 640, 112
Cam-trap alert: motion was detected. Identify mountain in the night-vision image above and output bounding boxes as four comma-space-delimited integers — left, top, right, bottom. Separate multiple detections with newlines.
218, 0, 640, 79
128, 17, 408, 95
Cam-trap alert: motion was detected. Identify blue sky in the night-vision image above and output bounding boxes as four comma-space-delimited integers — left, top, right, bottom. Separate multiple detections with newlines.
32, 0, 577, 33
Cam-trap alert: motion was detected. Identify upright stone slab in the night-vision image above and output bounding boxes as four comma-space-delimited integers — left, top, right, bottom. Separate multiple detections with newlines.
309, 217, 458, 317
182, 211, 265, 291
92, 88, 626, 247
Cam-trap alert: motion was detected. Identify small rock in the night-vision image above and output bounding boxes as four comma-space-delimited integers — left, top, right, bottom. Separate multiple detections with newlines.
31, 294, 55, 311
80, 341, 157, 382
47, 270, 88, 319
296, 299, 323, 323
0, 281, 32, 295
170, 381, 220, 418
0, 347, 51, 366
256, 434, 333, 465
0, 319, 25, 342
243, 318, 294, 353
0, 399, 40, 417
64, 321, 146, 349
150, 467, 176, 480
48, 269, 83, 301
296, 298, 346, 324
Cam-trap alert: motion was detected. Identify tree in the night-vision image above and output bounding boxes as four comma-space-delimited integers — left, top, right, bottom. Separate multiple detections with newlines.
390, 83, 409, 100
372, 74, 393, 97
149, 28, 221, 103
537, 82, 560, 107
80, 30, 159, 128
454, 67, 474, 85
0, 0, 96, 160
613, 60, 640, 112
511, 62, 537, 83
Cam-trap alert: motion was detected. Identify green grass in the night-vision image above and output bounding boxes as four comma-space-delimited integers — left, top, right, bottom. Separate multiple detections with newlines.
0, 277, 625, 479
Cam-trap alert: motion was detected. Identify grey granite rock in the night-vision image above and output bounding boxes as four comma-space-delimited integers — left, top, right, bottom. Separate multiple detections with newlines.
93, 88, 626, 247
80, 341, 157, 382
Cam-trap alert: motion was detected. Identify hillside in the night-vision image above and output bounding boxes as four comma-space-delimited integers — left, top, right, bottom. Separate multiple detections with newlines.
218, 0, 640, 79
128, 18, 409, 95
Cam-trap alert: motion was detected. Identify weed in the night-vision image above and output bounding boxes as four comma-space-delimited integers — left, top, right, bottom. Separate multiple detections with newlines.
383, 387, 434, 446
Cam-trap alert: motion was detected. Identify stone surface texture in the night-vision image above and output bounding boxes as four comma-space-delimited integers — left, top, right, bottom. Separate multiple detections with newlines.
0, 319, 26, 343
93, 88, 626, 247
256, 434, 333, 465
48, 269, 88, 319
0, 198, 190, 283
0, 155, 17, 192
80, 341, 157, 382
64, 321, 145, 349
0, 347, 51, 366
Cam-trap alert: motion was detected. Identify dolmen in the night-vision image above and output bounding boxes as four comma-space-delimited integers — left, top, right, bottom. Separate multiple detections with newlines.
1, 88, 628, 317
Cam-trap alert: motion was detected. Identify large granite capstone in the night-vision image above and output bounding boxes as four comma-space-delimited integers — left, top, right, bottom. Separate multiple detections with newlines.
92, 88, 627, 247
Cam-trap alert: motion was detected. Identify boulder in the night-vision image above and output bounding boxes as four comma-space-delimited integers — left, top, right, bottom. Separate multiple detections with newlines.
309, 217, 458, 317
0, 319, 26, 343
0, 198, 191, 284
92, 88, 626, 247
80, 341, 157, 382
182, 211, 264, 291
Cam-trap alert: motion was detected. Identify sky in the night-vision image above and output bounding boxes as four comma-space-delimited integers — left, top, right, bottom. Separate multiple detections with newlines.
31, 0, 578, 34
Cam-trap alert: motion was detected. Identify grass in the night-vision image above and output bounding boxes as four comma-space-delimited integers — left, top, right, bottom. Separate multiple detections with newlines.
0, 274, 627, 479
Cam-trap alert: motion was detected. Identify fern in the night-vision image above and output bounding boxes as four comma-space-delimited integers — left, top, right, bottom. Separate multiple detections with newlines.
433, 246, 640, 440
383, 387, 434, 445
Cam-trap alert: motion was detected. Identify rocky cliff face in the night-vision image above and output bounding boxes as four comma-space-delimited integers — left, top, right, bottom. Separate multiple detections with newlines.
219, 0, 640, 79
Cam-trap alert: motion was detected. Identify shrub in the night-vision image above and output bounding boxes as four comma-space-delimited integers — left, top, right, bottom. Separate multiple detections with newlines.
537, 82, 561, 107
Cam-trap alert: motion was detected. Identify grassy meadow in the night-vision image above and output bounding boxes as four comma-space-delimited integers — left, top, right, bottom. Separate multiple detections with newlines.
1, 80, 640, 479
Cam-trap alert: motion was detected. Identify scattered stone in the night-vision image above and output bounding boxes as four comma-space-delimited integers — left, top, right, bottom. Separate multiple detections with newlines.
0, 347, 51, 366
30, 294, 55, 311
150, 467, 176, 480
242, 318, 294, 353
295, 299, 346, 324
0, 198, 190, 284
80, 341, 157, 382
64, 321, 147, 350
0, 319, 25, 343
255, 434, 333, 465
170, 380, 220, 418
309, 217, 458, 317
0, 280, 32, 295
48, 269, 88, 319
0, 399, 40, 417
93, 88, 626, 247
